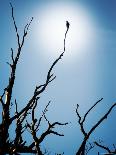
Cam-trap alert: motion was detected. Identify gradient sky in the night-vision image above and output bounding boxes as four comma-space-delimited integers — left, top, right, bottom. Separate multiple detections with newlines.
0, 0, 116, 155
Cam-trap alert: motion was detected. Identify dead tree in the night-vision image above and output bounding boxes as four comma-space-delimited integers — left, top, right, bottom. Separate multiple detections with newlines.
0, 3, 69, 155
75, 98, 116, 155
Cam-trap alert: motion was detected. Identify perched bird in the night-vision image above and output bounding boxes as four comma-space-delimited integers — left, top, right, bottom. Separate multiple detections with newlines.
66, 21, 70, 29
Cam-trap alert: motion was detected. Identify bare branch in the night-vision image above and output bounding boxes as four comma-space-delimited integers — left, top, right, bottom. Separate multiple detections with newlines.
29, 121, 68, 149
10, 22, 69, 124
11, 48, 15, 63
49, 130, 64, 136
6, 62, 12, 68
94, 141, 111, 153
15, 99, 18, 114
88, 103, 116, 137
1, 3, 70, 154
0, 3, 34, 150
76, 104, 81, 124
81, 98, 103, 124
76, 104, 87, 136
76, 101, 116, 155
32, 99, 38, 125
36, 101, 51, 131
10, 3, 20, 47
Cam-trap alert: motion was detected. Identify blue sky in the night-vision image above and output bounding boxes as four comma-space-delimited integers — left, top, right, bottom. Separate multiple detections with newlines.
0, 0, 116, 154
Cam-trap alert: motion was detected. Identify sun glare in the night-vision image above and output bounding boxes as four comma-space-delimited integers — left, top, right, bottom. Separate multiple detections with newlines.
36, 3, 95, 60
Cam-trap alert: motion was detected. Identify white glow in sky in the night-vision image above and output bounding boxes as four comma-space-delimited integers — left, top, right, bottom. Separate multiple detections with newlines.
36, 3, 96, 59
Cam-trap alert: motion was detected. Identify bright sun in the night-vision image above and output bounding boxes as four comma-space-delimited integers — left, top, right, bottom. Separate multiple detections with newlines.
36, 3, 95, 60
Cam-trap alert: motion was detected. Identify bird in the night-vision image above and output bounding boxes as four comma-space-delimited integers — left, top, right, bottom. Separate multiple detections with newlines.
66, 21, 70, 29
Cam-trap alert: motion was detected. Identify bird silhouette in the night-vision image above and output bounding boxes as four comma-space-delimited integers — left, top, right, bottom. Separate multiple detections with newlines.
66, 21, 70, 29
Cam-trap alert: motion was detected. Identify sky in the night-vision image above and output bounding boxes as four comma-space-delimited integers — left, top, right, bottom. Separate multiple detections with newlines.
0, 0, 116, 155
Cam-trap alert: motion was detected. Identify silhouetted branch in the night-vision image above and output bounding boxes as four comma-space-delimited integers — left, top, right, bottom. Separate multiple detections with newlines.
29, 120, 68, 149
11, 48, 15, 63
81, 98, 103, 124
36, 101, 51, 131
14, 100, 23, 146
94, 141, 116, 154
0, 3, 70, 154
95, 142, 111, 153
26, 100, 68, 153
10, 3, 20, 47
76, 104, 87, 137
10, 20, 69, 124
88, 103, 116, 137
76, 99, 116, 155
1, 6, 33, 149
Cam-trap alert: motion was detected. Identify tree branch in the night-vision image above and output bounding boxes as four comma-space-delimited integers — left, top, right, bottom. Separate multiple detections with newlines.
88, 103, 116, 137
76, 104, 87, 137
29, 120, 68, 149
76, 100, 116, 155
81, 98, 103, 124
10, 21, 70, 124
94, 141, 111, 153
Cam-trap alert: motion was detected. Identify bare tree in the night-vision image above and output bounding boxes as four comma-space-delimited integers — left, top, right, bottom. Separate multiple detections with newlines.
0, 3, 69, 155
75, 98, 116, 155
0, 3, 116, 155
